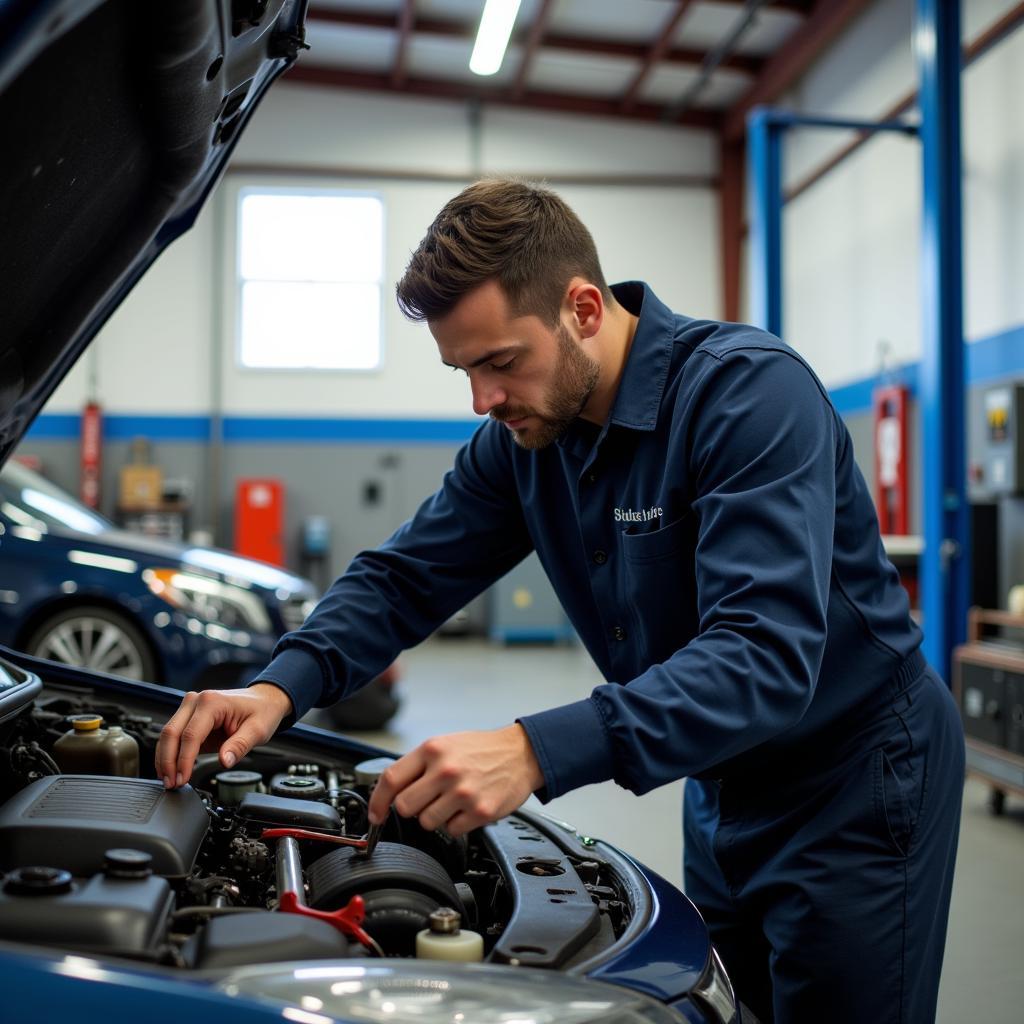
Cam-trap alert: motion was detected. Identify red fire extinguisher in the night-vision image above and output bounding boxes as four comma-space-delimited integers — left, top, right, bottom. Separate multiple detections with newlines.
81, 401, 102, 509
873, 384, 909, 536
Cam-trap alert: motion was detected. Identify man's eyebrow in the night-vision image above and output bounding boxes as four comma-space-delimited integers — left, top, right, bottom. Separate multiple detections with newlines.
441, 346, 520, 371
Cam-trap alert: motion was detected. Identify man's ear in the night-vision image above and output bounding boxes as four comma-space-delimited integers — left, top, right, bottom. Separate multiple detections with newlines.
565, 280, 605, 339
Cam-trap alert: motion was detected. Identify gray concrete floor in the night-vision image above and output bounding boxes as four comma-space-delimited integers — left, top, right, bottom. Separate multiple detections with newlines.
348, 637, 1022, 1023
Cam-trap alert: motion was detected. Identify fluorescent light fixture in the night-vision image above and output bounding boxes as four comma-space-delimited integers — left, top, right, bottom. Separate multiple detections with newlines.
469, 0, 521, 76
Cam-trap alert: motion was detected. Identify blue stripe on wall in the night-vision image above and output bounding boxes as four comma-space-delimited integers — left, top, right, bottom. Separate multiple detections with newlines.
25, 413, 482, 444
22, 323, 1024, 441
828, 324, 1024, 415
24, 414, 81, 439
105, 416, 212, 441
222, 417, 482, 443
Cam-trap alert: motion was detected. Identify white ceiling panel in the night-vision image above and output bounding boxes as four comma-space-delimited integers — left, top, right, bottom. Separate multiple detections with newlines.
312, 0, 403, 13
526, 50, 639, 98
642, 61, 752, 107
546, 0, 679, 44
673, 4, 805, 56
407, 34, 520, 87
417, 0, 545, 27
303, 23, 397, 71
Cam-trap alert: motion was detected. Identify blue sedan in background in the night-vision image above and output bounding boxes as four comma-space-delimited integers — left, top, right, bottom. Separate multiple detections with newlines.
0, 459, 317, 690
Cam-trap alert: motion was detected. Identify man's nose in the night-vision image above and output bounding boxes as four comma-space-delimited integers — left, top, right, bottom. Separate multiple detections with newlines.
471, 377, 507, 416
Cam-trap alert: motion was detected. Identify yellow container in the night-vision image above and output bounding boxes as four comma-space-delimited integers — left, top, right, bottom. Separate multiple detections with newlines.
53, 715, 139, 777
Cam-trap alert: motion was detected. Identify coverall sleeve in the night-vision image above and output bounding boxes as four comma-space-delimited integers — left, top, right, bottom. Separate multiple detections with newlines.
519, 348, 838, 798
256, 422, 533, 719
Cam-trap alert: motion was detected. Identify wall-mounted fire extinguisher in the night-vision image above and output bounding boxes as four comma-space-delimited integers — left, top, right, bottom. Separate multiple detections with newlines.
873, 384, 909, 536
81, 401, 102, 509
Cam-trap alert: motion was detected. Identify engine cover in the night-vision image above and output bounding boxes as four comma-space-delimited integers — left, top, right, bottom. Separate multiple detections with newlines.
0, 775, 208, 876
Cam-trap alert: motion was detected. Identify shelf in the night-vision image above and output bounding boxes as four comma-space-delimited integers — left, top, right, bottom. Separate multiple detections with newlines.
881, 534, 923, 557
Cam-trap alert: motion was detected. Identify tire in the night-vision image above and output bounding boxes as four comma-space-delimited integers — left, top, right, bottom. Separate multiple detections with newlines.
321, 677, 401, 731
26, 604, 158, 681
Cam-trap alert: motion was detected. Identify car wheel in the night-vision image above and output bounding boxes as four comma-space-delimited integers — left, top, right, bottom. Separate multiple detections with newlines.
26, 605, 158, 681
322, 676, 401, 731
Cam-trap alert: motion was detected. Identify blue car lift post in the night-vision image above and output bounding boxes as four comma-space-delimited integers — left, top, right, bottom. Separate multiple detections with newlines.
747, 0, 968, 685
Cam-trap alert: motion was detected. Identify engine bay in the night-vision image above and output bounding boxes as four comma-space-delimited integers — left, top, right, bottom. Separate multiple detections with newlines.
0, 667, 636, 974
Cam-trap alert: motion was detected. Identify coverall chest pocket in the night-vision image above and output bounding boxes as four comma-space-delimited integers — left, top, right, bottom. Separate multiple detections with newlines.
620, 511, 699, 661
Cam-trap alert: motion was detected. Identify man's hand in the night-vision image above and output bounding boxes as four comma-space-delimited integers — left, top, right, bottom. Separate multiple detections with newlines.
155, 683, 293, 789
367, 724, 544, 838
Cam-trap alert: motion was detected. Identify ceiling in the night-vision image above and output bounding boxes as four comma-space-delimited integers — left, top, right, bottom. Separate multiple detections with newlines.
287, 0, 870, 136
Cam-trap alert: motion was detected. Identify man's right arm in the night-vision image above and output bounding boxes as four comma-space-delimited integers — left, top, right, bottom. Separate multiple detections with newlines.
156, 423, 532, 787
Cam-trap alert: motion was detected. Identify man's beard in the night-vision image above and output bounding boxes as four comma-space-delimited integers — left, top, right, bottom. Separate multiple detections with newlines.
492, 324, 600, 450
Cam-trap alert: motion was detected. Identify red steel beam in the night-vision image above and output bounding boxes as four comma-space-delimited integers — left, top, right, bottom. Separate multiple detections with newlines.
512, 0, 554, 101
719, 136, 745, 322
284, 63, 719, 128
722, 0, 874, 141
621, 0, 696, 113
390, 0, 416, 89
307, 5, 764, 75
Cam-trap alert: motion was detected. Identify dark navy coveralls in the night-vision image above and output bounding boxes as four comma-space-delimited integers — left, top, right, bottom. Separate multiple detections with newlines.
260, 282, 965, 1023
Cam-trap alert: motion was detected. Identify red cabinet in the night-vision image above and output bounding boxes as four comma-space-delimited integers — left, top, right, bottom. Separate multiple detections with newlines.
235, 479, 284, 566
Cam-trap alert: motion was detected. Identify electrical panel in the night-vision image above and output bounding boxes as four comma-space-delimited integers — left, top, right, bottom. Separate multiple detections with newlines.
981, 383, 1024, 495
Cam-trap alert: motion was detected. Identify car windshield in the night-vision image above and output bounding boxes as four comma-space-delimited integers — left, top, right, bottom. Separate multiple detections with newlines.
0, 461, 112, 536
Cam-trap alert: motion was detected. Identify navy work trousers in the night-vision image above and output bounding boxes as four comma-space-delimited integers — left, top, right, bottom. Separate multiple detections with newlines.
684, 657, 965, 1023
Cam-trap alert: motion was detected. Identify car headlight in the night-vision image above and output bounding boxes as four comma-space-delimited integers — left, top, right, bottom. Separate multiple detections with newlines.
143, 568, 271, 633
215, 962, 686, 1024
688, 947, 737, 1023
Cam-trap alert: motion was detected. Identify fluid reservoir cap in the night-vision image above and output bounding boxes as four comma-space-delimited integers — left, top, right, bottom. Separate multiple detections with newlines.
4, 865, 73, 896
216, 770, 262, 787
104, 848, 153, 879
69, 714, 103, 732
216, 770, 263, 806
428, 907, 462, 934
270, 775, 326, 800
354, 757, 395, 787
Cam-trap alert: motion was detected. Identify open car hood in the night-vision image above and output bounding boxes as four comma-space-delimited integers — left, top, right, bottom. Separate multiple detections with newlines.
0, 0, 308, 464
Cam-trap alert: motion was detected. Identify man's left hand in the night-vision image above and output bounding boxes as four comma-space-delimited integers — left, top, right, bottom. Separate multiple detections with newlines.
367, 724, 544, 837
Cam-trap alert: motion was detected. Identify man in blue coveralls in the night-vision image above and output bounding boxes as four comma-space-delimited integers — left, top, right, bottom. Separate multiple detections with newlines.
157, 179, 965, 1022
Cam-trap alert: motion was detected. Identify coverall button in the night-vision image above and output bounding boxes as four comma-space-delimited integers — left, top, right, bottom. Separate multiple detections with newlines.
593, 550, 607, 565
612, 625, 626, 641
585, 472, 596, 484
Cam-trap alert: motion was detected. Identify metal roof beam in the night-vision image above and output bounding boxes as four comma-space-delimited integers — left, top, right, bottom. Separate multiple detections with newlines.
722, 0, 874, 140
306, 4, 764, 76
620, 0, 696, 113
390, 0, 416, 89
284, 64, 719, 128
511, 0, 554, 101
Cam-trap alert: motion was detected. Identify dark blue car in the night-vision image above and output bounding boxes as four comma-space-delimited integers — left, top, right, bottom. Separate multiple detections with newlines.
0, 1, 742, 1021
0, 459, 316, 690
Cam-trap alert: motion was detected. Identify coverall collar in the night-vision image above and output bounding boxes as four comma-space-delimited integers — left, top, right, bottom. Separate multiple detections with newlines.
606, 281, 675, 432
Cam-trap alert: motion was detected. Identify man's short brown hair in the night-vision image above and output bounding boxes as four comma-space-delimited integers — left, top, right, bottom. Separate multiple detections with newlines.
396, 178, 611, 326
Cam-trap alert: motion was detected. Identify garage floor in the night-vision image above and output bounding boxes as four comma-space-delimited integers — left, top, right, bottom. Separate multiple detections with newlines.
343, 636, 1023, 1024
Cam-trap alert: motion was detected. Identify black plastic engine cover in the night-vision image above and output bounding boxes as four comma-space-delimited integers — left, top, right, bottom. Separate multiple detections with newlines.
0, 871, 173, 954
237, 791, 342, 831
0, 775, 208, 876
482, 816, 600, 968
184, 911, 352, 968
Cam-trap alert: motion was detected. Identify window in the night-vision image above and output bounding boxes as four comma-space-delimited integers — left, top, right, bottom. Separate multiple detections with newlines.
237, 189, 384, 370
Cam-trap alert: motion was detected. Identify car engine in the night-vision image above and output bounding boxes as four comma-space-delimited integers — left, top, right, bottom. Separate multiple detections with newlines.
0, 673, 634, 973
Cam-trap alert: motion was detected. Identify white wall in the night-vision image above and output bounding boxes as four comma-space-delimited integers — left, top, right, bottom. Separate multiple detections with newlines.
774, 0, 1024, 389
46, 86, 721, 418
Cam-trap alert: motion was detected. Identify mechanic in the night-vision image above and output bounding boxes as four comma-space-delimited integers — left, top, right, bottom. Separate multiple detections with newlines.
157, 178, 965, 1022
